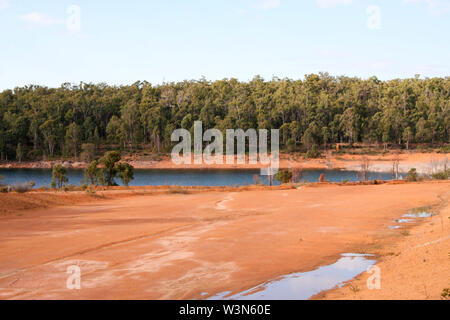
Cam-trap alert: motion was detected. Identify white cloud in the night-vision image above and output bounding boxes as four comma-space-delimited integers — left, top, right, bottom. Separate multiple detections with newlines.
316, 0, 354, 8
0, 0, 9, 10
19, 12, 64, 26
257, 0, 281, 10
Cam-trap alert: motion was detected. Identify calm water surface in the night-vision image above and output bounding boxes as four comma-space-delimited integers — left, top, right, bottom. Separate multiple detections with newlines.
208, 254, 376, 300
0, 168, 401, 188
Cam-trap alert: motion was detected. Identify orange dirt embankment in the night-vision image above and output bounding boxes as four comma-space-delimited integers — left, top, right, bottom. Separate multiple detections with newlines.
1, 151, 448, 174
0, 181, 448, 300
0, 184, 294, 216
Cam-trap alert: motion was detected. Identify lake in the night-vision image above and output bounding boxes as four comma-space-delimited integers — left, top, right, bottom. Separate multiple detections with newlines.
0, 168, 402, 188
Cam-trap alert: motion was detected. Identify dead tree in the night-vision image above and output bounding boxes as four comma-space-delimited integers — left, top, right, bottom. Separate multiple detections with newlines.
326, 151, 333, 169
392, 153, 400, 180
292, 167, 303, 183
360, 156, 370, 181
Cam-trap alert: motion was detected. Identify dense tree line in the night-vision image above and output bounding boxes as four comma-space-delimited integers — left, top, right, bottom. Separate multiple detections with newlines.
0, 73, 448, 161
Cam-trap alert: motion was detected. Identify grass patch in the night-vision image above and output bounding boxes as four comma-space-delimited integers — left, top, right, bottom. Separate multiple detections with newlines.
349, 284, 360, 293
441, 288, 450, 300
432, 169, 450, 180
168, 186, 189, 194
400, 230, 410, 237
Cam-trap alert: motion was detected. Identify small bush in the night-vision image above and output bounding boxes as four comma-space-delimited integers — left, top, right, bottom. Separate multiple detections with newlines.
168, 187, 189, 194
400, 230, 410, 237
13, 182, 34, 193
86, 186, 97, 196
432, 170, 450, 180
441, 288, 450, 300
439, 145, 450, 154
406, 168, 418, 182
305, 145, 321, 159
275, 169, 293, 184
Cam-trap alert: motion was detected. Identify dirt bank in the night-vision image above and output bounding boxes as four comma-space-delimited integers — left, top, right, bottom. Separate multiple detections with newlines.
1, 151, 448, 175
0, 181, 448, 300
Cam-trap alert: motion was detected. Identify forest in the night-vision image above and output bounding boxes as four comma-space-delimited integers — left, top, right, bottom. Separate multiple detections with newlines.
0, 73, 449, 161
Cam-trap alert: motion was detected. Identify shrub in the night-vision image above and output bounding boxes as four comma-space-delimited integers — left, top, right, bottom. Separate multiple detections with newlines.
86, 186, 97, 196
117, 162, 134, 187
84, 160, 101, 186
406, 168, 418, 182
52, 164, 68, 189
442, 288, 450, 300
275, 169, 293, 184
432, 169, 450, 180
439, 145, 450, 154
99, 151, 121, 186
65, 184, 77, 191
13, 182, 34, 193
305, 145, 321, 159
286, 138, 297, 152
168, 186, 189, 194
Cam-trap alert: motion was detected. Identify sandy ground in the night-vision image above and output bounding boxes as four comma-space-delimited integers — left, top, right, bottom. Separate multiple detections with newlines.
0, 181, 449, 300
1, 151, 448, 175
317, 190, 450, 300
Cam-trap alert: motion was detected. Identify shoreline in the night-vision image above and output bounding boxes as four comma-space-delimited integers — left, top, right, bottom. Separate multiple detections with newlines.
0, 151, 448, 175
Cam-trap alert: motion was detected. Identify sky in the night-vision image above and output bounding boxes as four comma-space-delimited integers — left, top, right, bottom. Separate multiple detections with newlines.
0, 0, 449, 90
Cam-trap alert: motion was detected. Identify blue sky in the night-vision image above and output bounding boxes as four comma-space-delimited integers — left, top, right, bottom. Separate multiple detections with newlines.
0, 0, 449, 89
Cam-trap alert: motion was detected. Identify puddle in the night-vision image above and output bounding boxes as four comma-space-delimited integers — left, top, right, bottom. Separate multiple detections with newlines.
390, 209, 435, 229
402, 211, 435, 218
208, 253, 375, 300
396, 219, 414, 223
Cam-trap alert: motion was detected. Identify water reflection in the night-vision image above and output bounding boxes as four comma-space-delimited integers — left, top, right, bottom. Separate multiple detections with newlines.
208, 253, 375, 300
390, 208, 435, 229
